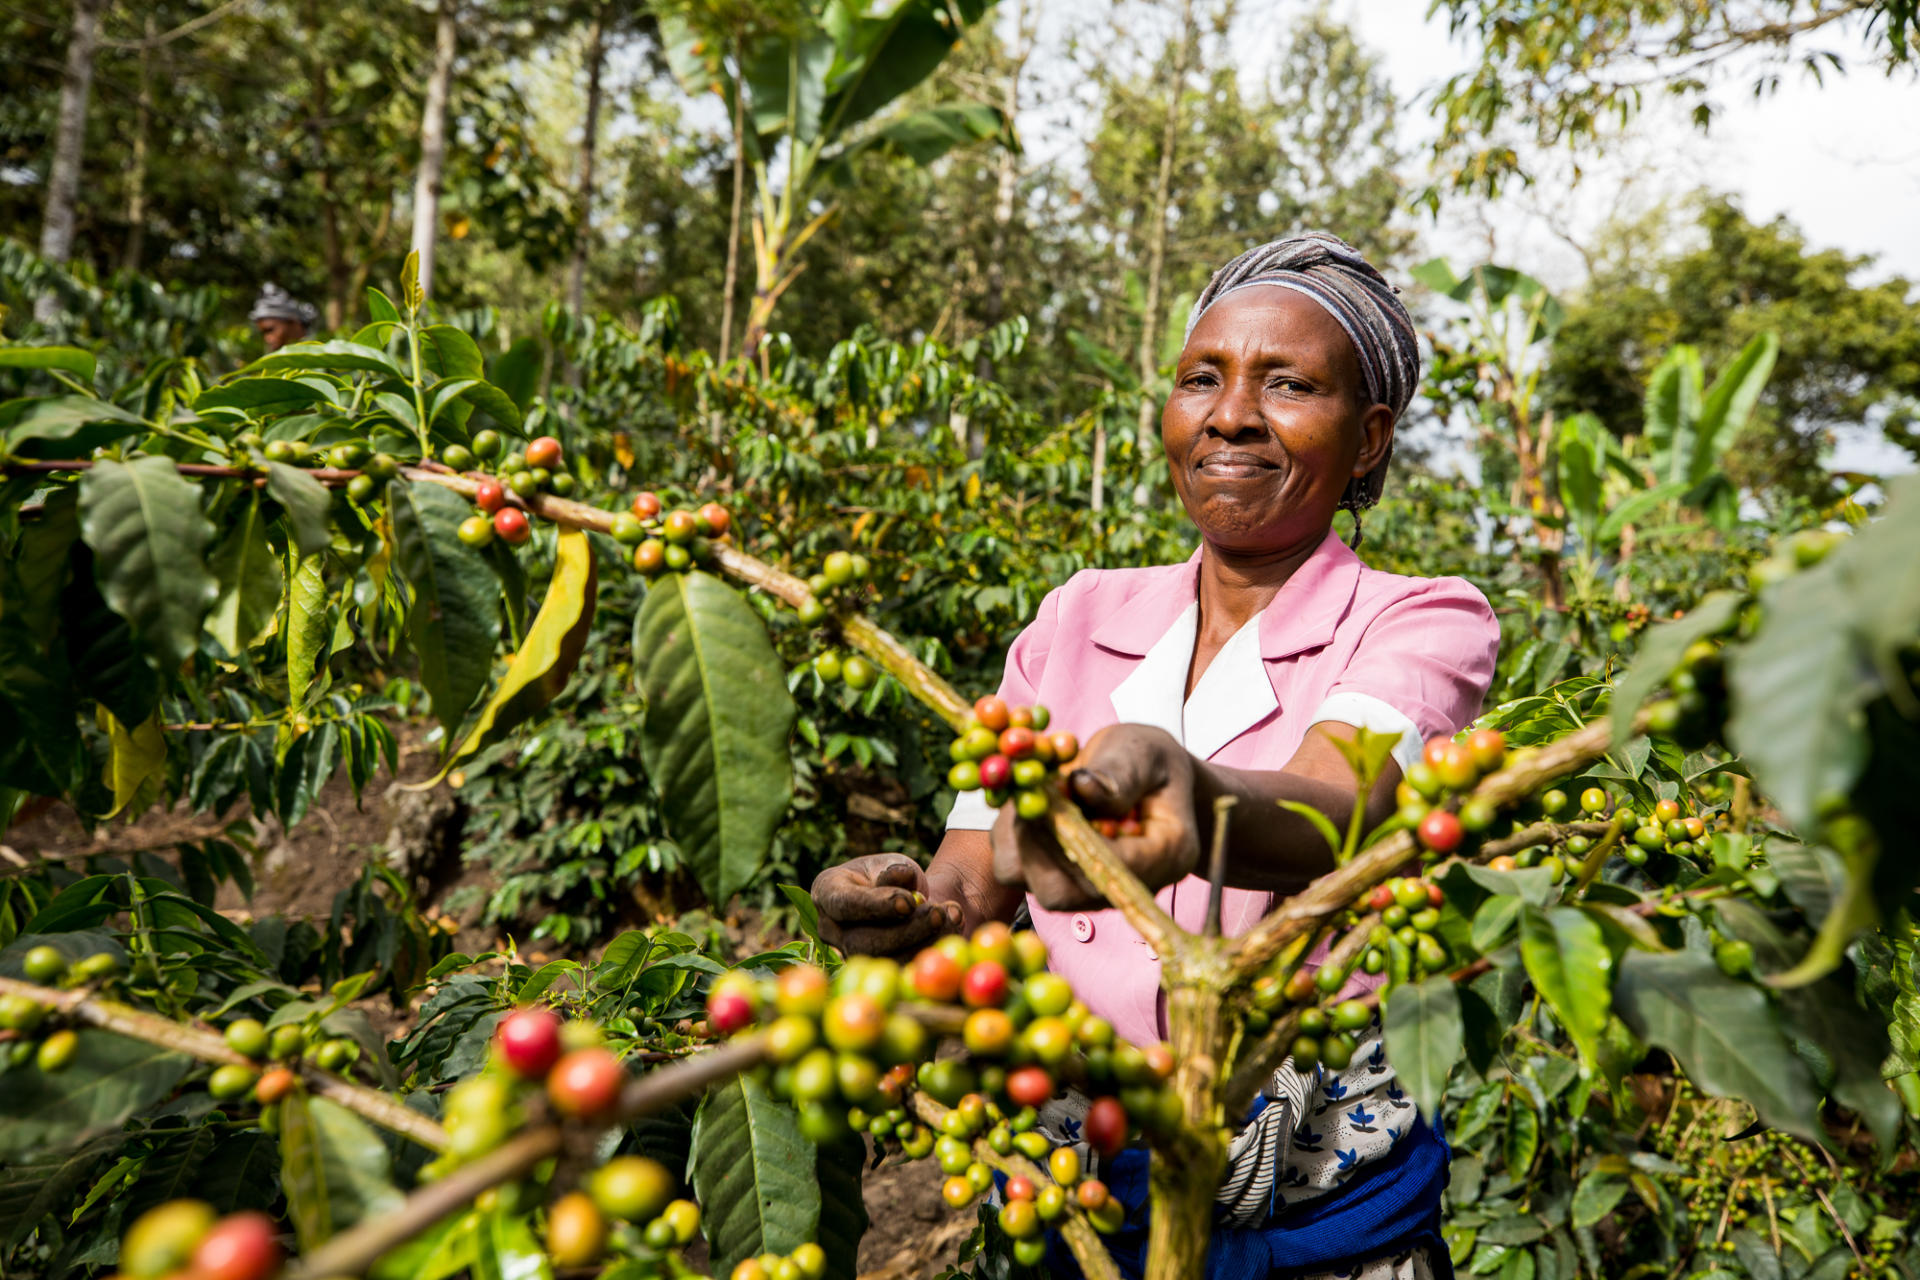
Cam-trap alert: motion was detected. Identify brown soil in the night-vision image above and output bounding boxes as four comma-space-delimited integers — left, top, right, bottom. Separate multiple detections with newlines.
855, 1155, 977, 1278
4, 731, 971, 1277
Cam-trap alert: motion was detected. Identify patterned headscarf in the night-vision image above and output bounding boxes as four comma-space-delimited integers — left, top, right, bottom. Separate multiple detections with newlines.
248, 283, 319, 328
1184, 232, 1419, 509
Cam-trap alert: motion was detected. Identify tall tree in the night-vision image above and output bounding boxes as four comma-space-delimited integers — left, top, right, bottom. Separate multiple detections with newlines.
659, 0, 1013, 359
566, 3, 609, 318
411, 0, 461, 300
1130, 0, 1198, 504
34, 0, 109, 321
969, 0, 1036, 455
1428, 0, 1919, 196
1545, 195, 1920, 505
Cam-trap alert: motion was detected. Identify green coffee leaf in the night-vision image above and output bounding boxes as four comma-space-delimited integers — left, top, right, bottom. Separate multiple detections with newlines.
78, 456, 218, 669
0, 344, 95, 381
691, 1074, 819, 1274
1570, 1171, 1628, 1229
1613, 951, 1822, 1141
1, 395, 143, 457
1384, 974, 1464, 1123
1518, 905, 1611, 1071
439, 527, 597, 777
0, 1031, 189, 1161
0, 1133, 120, 1247
279, 1096, 404, 1252
1610, 591, 1740, 750
287, 553, 328, 708
1727, 566, 1874, 830
390, 480, 500, 731
249, 339, 407, 381
814, 1133, 870, 1280
207, 493, 283, 655
265, 461, 333, 559
195, 378, 332, 415
635, 571, 795, 906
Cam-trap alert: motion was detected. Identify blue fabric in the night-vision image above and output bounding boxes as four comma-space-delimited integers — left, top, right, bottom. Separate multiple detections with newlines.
1042, 1117, 1453, 1280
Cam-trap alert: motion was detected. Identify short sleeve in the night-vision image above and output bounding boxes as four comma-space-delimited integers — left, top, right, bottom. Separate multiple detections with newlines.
945, 583, 1068, 832
1308, 578, 1499, 776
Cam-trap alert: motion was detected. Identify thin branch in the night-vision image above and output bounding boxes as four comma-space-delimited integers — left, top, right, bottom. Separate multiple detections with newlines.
285, 1126, 562, 1280
401, 466, 1181, 954
1, 810, 246, 877
3, 459, 362, 485
1480, 819, 1612, 859
1229, 715, 1644, 979
0, 976, 447, 1150
99, 0, 252, 49
1204, 796, 1235, 937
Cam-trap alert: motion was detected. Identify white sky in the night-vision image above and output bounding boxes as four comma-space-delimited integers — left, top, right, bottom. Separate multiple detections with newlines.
1324, 0, 1920, 288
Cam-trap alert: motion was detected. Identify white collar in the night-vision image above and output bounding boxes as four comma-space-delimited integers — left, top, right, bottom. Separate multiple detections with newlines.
1108, 603, 1280, 760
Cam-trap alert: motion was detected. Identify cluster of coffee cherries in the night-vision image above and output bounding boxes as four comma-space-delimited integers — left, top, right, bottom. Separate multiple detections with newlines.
610, 491, 732, 576
809, 648, 879, 692
705, 924, 1173, 1255
439, 1009, 704, 1268
1, 947, 122, 1073
932, 1109, 1125, 1265
434, 1008, 629, 1173
545, 1155, 700, 1267
1393, 728, 1511, 855
1621, 795, 1711, 866
114, 1200, 280, 1280
457, 433, 572, 548
945, 696, 1080, 821
204, 1016, 361, 1120
1245, 878, 1447, 1069
229, 433, 403, 507
705, 956, 931, 1147
722, 1242, 829, 1280
794, 550, 875, 626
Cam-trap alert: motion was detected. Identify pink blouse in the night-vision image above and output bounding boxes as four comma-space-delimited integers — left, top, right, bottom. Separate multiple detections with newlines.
945, 528, 1499, 1046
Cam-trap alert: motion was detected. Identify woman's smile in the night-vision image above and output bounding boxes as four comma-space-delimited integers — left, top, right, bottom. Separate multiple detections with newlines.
1193, 449, 1279, 480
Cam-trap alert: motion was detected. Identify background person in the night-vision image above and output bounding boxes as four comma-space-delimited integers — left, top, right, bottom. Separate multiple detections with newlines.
812, 233, 1498, 1279
248, 283, 318, 351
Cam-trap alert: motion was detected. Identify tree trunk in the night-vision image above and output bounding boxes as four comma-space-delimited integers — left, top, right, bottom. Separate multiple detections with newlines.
35, 0, 109, 321
410, 0, 459, 301
305, 41, 348, 330
1129, 0, 1197, 503
969, 0, 1033, 458
1148, 984, 1231, 1274
717, 35, 747, 366
565, 6, 607, 320
121, 13, 154, 273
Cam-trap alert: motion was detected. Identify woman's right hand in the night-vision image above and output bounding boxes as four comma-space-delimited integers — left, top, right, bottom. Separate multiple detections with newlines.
811, 853, 963, 956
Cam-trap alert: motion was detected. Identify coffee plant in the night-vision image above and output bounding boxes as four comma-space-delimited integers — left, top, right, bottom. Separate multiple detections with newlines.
2, 260, 1918, 1280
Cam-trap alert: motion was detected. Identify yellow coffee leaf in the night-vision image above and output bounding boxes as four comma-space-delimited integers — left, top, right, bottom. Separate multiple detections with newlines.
99, 707, 166, 819
428, 526, 598, 784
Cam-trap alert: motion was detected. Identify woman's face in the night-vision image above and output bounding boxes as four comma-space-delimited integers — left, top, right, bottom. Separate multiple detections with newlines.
1162, 285, 1393, 557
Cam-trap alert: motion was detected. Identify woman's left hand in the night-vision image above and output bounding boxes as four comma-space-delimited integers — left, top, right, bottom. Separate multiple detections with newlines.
990, 723, 1203, 911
